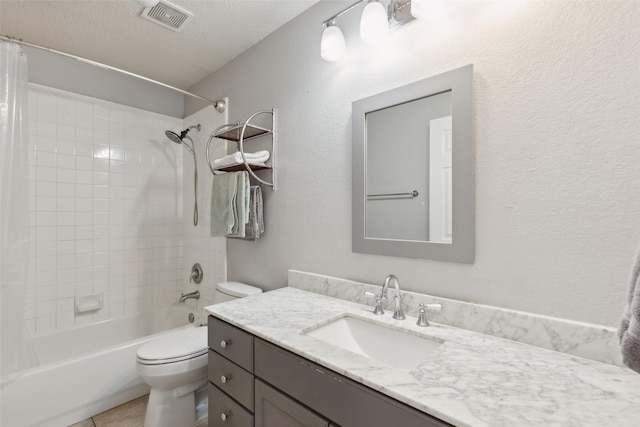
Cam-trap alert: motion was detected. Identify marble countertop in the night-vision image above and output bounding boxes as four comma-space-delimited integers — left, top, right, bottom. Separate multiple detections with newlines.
206, 287, 640, 427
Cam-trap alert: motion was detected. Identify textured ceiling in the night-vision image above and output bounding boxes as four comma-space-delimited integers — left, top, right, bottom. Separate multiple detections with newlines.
0, 0, 320, 89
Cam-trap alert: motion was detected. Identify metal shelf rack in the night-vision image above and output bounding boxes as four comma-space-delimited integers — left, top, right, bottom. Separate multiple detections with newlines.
206, 109, 276, 190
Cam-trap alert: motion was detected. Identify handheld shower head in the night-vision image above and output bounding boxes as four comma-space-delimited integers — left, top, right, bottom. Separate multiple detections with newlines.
165, 124, 201, 226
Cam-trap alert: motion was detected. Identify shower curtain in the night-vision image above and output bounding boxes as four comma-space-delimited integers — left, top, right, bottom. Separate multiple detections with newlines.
0, 41, 32, 376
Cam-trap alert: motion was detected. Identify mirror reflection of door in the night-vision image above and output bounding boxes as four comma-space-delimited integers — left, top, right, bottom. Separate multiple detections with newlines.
429, 116, 453, 243
364, 90, 452, 243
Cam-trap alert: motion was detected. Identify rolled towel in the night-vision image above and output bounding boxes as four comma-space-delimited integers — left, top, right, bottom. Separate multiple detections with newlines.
619, 245, 640, 373
213, 150, 270, 169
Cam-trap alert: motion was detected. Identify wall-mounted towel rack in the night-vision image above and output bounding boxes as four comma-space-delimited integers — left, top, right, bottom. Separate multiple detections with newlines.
206, 109, 276, 190
367, 190, 419, 200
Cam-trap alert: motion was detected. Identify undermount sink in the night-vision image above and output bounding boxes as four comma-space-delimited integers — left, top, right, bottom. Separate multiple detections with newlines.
303, 315, 443, 370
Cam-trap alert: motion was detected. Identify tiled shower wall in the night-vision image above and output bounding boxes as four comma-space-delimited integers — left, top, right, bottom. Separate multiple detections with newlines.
25, 83, 185, 334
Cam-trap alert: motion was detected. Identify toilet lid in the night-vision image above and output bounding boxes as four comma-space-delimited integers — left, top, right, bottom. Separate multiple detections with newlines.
137, 327, 208, 364
217, 281, 262, 298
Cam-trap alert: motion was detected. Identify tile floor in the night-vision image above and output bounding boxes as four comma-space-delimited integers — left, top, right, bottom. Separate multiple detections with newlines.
69, 395, 147, 427
69, 395, 207, 427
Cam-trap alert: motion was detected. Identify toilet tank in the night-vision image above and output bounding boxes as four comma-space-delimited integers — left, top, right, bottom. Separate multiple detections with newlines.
213, 281, 262, 304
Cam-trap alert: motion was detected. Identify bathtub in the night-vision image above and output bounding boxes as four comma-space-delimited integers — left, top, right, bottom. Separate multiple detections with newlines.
1, 304, 201, 427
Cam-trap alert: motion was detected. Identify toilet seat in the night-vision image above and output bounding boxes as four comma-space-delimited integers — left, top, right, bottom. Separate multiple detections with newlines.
137, 327, 208, 365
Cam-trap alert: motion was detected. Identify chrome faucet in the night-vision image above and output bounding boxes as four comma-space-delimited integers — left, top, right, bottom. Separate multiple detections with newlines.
178, 290, 200, 303
381, 274, 405, 320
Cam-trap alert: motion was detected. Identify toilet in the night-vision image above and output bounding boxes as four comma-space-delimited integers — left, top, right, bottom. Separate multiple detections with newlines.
136, 281, 262, 427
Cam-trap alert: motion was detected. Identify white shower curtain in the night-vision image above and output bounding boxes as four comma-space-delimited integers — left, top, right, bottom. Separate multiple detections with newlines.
0, 41, 32, 376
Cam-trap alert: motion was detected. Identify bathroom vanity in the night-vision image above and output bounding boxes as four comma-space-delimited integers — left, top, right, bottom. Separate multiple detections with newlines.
206, 285, 640, 427
207, 316, 449, 427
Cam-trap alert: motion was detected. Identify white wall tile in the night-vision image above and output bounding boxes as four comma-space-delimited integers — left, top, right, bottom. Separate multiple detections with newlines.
26, 84, 184, 332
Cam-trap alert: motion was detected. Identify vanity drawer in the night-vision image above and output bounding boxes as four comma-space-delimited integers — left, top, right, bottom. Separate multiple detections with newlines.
255, 339, 452, 427
208, 383, 253, 427
208, 349, 254, 411
209, 316, 254, 372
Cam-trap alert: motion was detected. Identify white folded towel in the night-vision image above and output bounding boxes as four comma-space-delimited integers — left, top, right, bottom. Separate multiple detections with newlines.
213, 151, 270, 169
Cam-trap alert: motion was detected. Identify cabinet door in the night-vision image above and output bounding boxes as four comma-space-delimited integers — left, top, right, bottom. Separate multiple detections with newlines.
255, 379, 329, 427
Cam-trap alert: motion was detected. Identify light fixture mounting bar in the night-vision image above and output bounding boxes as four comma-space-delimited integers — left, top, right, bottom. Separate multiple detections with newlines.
322, 0, 415, 28
389, 0, 415, 27
322, 0, 366, 26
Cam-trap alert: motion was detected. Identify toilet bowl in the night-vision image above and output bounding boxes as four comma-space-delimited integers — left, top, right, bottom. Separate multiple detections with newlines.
136, 327, 209, 427
136, 281, 262, 427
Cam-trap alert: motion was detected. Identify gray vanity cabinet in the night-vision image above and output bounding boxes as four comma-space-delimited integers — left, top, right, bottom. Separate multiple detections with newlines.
208, 316, 452, 427
255, 379, 330, 427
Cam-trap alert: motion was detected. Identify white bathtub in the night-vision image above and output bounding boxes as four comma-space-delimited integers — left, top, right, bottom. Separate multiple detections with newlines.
1, 305, 201, 427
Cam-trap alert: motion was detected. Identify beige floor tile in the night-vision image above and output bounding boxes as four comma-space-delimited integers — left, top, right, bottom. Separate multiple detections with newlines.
92, 395, 148, 427
69, 419, 96, 427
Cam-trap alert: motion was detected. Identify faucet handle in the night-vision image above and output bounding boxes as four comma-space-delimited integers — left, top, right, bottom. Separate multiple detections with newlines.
364, 291, 385, 315
416, 303, 442, 327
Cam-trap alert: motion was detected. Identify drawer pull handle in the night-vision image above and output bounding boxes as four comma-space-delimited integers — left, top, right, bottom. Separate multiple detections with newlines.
220, 339, 232, 348
221, 411, 232, 422
221, 374, 232, 384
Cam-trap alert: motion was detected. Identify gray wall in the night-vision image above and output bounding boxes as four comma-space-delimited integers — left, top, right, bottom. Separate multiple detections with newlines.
186, 0, 640, 327
25, 46, 184, 118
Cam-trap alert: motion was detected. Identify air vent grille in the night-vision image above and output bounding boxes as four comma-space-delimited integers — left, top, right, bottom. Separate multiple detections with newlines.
141, 0, 194, 32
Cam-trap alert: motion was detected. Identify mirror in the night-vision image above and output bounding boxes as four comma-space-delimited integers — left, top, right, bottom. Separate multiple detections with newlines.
352, 65, 474, 263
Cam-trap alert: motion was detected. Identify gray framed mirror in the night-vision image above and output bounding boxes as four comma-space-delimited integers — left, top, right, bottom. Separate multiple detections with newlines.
352, 65, 474, 263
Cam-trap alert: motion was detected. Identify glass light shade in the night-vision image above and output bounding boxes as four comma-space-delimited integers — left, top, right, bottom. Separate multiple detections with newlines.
321, 24, 347, 61
360, 1, 389, 43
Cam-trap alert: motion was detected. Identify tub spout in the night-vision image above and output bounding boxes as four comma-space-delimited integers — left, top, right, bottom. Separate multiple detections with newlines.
179, 290, 200, 303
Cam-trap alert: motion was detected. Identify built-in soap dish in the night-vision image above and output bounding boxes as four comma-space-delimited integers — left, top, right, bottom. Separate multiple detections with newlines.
75, 293, 104, 313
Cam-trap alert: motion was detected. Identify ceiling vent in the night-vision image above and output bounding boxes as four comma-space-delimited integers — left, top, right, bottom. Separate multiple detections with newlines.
141, 0, 194, 32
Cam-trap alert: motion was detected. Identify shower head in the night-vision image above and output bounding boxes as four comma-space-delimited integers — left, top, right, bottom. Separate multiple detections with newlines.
165, 124, 201, 145
165, 124, 200, 153
165, 130, 184, 144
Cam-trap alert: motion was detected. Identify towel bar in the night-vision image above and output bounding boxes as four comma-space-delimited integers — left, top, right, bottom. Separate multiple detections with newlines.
367, 190, 419, 199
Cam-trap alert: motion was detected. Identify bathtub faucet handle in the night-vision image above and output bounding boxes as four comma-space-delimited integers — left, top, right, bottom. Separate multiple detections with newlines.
189, 263, 203, 284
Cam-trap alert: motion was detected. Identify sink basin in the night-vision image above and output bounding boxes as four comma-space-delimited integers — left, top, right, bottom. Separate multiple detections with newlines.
303, 315, 443, 370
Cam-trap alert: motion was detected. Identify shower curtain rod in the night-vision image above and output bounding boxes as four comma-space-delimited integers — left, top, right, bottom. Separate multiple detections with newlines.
0, 34, 226, 113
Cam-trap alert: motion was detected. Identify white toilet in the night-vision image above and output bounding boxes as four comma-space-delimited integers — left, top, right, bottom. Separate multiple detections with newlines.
136, 281, 262, 427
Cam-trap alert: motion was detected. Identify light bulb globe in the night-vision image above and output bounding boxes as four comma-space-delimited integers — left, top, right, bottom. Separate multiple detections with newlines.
360, 1, 389, 43
321, 24, 347, 62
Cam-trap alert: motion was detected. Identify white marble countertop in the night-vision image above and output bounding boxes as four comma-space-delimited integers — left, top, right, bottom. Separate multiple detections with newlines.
206, 287, 640, 427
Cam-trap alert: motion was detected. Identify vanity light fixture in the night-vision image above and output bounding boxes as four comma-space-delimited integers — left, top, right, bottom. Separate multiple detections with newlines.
321, 0, 419, 61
